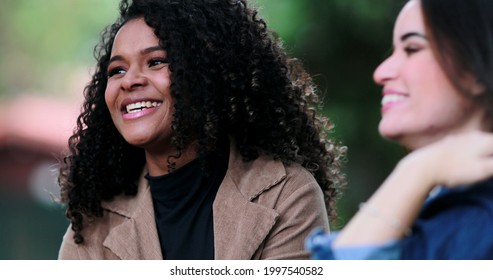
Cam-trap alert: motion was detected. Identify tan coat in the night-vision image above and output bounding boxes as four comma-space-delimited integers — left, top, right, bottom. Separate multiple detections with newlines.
58, 145, 330, 260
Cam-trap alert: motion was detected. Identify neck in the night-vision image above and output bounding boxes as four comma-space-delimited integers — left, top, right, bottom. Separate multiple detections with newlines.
145, 143, 198, 176
398, 105, 489, 151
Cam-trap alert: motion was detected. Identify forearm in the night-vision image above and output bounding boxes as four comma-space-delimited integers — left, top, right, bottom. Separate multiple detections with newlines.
334, 155, 434, 246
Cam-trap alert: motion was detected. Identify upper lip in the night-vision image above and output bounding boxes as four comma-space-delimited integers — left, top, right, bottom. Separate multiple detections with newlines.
382, 88, 408, 96
120, 97, 162, 111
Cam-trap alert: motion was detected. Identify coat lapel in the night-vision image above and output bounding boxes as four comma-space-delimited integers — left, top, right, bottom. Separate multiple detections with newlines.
99, 143, 286, 260
101, 172, 163, 260
213, 145, 286, 259
213, 174, 279, 259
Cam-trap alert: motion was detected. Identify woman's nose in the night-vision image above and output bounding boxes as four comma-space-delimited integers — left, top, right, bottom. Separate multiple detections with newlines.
121, 67, 147, 91
373, 54, 399, 86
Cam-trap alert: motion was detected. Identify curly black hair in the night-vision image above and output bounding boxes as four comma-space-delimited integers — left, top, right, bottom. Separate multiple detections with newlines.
59, 0, 346, 244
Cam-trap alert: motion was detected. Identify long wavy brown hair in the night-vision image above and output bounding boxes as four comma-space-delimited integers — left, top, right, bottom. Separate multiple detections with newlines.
59, 0, 346, 244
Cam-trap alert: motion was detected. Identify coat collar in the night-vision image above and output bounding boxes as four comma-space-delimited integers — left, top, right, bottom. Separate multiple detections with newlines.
213, 144, 287, 259
100, 171, 162, 260
100, 143, 287, 259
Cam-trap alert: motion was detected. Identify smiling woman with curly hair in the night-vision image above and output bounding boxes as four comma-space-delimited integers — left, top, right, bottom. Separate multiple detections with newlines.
58, 0, 345, 260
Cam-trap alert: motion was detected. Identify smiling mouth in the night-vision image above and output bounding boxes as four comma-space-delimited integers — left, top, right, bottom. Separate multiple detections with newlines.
125, 101, 162, 114
381, 94, 407, 107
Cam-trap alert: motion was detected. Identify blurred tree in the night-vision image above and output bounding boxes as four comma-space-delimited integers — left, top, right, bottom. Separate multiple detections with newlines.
0, 0, 119, 97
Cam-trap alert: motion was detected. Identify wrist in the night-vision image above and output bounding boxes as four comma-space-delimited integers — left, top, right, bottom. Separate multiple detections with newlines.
394, 151, 438, 192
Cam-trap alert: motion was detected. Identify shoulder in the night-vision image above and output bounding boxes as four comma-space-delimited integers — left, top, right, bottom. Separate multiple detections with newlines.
401, 180, 493, 259
282, 163, 322, 195
248, 159, 329, 259
235, 154, 327, 224
58, 226, 80, 259
226, 142, 321, 199
421, 180, 493, 217
58, 178, 147, 260
265, 161, 324, 209
58, 210, 129, 259
228, 151, 322, 204
221, 153, 329, 259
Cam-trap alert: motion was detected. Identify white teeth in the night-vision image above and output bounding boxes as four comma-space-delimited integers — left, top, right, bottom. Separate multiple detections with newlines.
381, 94, 406, 106
126, 101, 162, 113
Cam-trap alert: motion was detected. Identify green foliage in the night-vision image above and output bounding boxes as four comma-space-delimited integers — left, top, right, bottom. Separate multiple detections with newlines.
0, 0, 119, 96
253, 0, 310, 46
9, 0, 118, 62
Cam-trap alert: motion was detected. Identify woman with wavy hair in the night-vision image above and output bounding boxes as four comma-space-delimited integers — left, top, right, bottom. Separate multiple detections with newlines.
58, 0, 345, 260
307, 0, 493, 260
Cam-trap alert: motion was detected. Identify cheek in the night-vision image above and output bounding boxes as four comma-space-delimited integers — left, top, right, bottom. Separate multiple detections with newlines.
410, 55, 450, 92
422, 72, 457, 105
104, 83, 118, 109
154, 69, 172, 95
158, 81, 171, 96
405, 63, 435, 85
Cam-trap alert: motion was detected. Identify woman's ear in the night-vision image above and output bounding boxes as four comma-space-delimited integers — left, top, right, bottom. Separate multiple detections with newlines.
463, 74, 486, 96
471, 80, 486, 96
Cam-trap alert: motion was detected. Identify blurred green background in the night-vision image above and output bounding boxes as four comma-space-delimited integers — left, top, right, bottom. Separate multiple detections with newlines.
0, 0, 407, 259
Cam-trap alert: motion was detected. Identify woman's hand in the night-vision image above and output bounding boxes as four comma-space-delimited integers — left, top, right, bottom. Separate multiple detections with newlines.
334, 131, 493, 247
401, 131, 493, 188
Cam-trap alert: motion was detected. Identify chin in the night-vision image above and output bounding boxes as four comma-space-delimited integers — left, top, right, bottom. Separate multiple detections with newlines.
121, 134, 152, 147
378, 127, 409, 146
378, 123, 399, 139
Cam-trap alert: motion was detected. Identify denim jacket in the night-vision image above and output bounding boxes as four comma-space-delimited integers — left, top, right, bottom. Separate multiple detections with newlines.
306, 180, 493, 260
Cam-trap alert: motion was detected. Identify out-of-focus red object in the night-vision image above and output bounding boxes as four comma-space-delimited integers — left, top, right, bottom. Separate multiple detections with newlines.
0, 95, 80, 191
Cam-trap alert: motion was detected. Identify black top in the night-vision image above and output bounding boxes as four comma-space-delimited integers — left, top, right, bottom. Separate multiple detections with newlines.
146, 145, 229, 260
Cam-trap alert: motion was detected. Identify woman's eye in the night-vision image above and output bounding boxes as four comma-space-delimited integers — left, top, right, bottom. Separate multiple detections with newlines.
149, 58, 169, 67
108, 67, 126, 77
404, 46, 421, 56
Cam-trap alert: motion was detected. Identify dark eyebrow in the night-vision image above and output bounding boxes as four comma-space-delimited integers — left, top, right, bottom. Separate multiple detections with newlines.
141, 45, 165, 55
401, 32, 427, 42
108, 46, 165, 64
108, 55, 124, 64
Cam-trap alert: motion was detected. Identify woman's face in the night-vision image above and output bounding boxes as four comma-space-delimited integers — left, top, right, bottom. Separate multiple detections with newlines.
105, 18, 174, 152
373, 0, 485, 150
